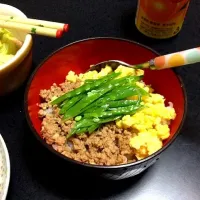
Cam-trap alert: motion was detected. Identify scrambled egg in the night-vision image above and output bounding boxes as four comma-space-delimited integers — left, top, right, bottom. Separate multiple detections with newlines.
116, 87, 176, 160
66, 65, 144, 83
115, 65, 144, 77
66, 65, 176, 160
66, 65, 112, 83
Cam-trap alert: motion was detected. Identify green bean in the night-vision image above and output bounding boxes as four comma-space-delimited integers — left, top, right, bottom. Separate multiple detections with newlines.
80, 84, 146, 114
134, 85, 149, 96
85, 100, 142, 119
68, 93, 143, 136
67, 127, 88, 138
105, 84, 148, 100
73, 116, 122, 135
75, 116, 82, 121
80, 76, 146, 112
88, 124, 100, 134
60, 100, 67, 108
59, 94, 85, 114
52, 72, 120, 105
93, 116, 122, 123
98, 104, 142, 118
76, 127, 89, 135
63, 76, 131, 120
68, 119, 98, 137
74, 119, 97, 129
70, 123, 100, 136
67, 129, 76, 138
84, 79, 96, 84
107, 100, 139, 108
79, 85, 132, 113
57, 71, 148, 137
83, 104, 109, 115
125, 75, 143, 82
108, 98, 141, 111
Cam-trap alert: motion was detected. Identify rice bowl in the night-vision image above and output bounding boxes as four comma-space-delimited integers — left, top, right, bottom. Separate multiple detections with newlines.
25, 37, 186, 179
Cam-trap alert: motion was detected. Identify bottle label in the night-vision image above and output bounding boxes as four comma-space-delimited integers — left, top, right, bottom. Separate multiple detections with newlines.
135, 0, 190, 39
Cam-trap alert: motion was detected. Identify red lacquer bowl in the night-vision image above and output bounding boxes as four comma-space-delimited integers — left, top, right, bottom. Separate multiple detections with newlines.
24, 38, 187, 180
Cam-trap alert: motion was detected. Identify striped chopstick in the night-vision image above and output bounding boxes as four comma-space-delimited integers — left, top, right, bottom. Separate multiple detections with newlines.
0, 15, 69, 38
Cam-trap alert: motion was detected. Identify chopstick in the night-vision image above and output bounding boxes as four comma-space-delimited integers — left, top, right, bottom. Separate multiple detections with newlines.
0, 15, 69, 32
0, 15, 69, 38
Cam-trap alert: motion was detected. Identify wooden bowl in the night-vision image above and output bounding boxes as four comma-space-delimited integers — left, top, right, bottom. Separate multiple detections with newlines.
0, 4, 33, 96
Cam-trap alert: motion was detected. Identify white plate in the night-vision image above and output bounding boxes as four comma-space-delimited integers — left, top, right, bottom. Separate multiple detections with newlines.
0, 135, 10, 200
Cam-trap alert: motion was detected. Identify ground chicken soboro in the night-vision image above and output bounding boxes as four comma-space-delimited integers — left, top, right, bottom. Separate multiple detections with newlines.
39, 80, 137, 165
39, 65, 176, 165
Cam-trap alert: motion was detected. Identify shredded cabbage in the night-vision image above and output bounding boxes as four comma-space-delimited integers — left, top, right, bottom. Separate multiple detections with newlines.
0, 28, 21, 66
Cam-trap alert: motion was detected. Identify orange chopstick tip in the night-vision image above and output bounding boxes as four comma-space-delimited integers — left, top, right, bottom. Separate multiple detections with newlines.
56, 29, 63, 38
63, 24, 69, 32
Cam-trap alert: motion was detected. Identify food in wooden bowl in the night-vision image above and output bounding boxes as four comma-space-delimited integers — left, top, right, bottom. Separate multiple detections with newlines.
39, 65, 176, 165
0, 4, 32, 95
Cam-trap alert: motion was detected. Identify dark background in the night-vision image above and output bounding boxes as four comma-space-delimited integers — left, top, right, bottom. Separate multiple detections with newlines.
1, 0, 200, 200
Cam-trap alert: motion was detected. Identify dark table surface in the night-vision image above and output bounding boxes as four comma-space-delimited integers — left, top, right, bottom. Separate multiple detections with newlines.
1, 0, 200, 200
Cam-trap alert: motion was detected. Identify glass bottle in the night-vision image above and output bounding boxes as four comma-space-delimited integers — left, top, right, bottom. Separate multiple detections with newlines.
135, 0, 191, 39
